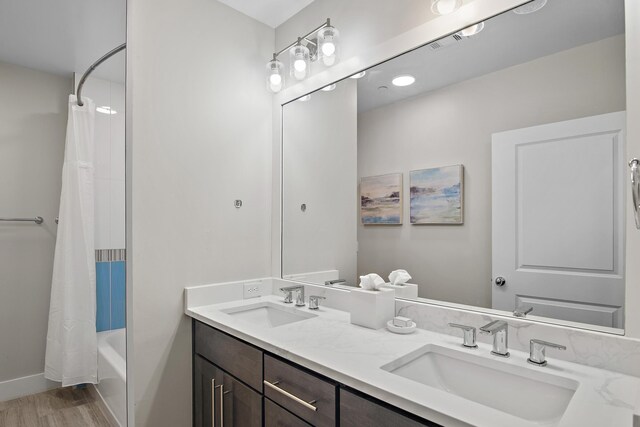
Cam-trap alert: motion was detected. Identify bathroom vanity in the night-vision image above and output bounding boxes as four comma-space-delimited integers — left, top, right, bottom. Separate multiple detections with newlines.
186, 285, 640, 427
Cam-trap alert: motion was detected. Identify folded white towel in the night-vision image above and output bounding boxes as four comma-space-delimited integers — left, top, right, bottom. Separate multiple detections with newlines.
389, 269, 412, 286
359, 273, 385, 290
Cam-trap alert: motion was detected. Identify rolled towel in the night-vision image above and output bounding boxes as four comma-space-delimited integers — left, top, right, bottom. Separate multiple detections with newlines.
389, 269, 412, 286
359, 273, 385, 290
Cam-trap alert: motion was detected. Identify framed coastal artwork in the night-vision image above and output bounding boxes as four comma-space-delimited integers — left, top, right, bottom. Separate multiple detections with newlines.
410, 165, 464, 224
360, 173, 403, 225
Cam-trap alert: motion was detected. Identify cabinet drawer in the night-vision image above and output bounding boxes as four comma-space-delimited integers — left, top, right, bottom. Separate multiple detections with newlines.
264, 399, 312, 427
264, 355, 336, 427
340, 389, 439, 427
195, 321, 263, 391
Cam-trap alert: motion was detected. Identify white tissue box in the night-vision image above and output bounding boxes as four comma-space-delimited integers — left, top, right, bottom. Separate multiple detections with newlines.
392, 316, 412, 327
350, 287, 395, 330
379, 283, 419, 299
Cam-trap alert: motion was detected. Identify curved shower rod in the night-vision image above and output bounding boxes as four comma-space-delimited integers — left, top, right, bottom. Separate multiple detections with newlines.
76, 43, 126, 107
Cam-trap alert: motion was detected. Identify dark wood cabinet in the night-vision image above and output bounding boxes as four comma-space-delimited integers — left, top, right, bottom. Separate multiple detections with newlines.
193, 355, 261, 427
264, 398, 313, 427
340, 389, 439, 427
193, 320, 437, 427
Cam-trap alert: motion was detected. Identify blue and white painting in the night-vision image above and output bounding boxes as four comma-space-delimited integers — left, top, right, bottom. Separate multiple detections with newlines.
410, 165, 463, 224
360, 173, 402, 225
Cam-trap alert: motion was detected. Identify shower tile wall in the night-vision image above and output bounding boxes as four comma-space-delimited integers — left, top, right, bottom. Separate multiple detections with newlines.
96, 256, 126, 332
74, 74, 126, 332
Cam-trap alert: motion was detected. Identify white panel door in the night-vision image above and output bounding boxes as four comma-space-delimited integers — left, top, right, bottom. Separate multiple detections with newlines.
492, 112, 625, 328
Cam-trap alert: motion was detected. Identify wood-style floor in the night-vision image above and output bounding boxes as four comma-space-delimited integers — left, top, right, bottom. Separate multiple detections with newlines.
0, 386, 117, 427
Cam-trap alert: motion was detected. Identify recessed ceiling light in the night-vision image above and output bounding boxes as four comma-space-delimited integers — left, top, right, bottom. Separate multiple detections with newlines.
350, 71, 366, 79
431, 0, 462, 15
378, 85, 388, 91
321, 84, 337, 91
96, 106, 117, 115
459, 22, 485, 37
298, 95, 311, 102
513, 0, 547, 15
392, 75, 415, 87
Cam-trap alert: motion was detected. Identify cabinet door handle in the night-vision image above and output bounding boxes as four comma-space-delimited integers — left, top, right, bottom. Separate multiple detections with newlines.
263, 380, 318, 412
211, 379, 224, 427
217, 384, 224, 427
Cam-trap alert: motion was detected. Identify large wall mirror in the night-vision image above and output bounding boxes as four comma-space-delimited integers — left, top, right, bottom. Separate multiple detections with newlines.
282, 0, 627, 333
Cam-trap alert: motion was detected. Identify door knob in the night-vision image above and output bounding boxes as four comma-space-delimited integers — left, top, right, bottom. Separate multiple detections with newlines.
495, 277, 506, 287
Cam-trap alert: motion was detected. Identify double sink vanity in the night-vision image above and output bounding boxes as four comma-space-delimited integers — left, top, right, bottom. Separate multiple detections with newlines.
185, 279, 640, 427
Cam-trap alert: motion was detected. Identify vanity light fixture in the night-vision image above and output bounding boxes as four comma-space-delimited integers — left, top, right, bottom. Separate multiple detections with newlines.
266, 55, 284, 93
431, 0, 462, 15
459, 21, 485, 37
96, 106, 117, 115
350, 71, 367, 79
321, 83, 337, 91
513, 0, 547, 14
392, 75, 416, 87
265, 18, 340, 92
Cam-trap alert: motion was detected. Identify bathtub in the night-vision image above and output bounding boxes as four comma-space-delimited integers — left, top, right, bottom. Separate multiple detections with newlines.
97, 328, 126, 426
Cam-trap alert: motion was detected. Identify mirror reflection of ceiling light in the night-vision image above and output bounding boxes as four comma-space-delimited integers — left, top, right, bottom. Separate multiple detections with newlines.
350, 71, 366, 79
431, 0, 462, 15
298, 94, 311, 102
96, 106, 117, 115
513, 0, 547, 15
459, 22, 485, 37
321, 84, 337, 91
392, 75, 416, 87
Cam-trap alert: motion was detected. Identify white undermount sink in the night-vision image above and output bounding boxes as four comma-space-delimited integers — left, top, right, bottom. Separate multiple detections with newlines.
221, 302, 317, 328
381, 344, 578, 426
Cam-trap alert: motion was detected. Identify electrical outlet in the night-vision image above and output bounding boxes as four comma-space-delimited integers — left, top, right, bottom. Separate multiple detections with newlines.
243, 282, 262, 299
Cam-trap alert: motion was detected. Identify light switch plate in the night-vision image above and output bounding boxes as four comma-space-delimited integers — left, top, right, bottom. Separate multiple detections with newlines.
243, 282, 262, 299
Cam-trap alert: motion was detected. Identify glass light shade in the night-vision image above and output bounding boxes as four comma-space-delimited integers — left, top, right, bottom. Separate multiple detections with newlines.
459, 21, 485, 37
318, 25, 340, 67
266, 58, 284, 93
431, 0, 462, 15
289, 44, 311, 81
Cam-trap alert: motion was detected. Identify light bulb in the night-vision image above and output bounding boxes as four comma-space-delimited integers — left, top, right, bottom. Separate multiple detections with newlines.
269, 74, 282, 86
294, 59, 307, 72
321, 84, 336, 91
321, 42, 336, 57
392, 75, 416, 87
350, 71, 366, 79
431, 0, 462, 15
459, 22, 485, 37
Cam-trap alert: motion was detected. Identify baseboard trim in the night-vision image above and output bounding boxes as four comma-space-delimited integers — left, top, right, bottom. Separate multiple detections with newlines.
88, 384, 121, 427
0, 373, 59, 402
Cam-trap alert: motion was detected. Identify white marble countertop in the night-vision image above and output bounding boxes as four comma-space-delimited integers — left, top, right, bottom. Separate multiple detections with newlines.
186, 295, 640, 427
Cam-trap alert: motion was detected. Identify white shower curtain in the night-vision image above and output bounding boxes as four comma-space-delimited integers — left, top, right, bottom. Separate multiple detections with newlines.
45, 95, 98, 386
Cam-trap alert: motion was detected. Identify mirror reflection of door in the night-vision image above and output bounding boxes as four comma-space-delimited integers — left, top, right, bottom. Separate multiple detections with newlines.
492, 112, 625, 328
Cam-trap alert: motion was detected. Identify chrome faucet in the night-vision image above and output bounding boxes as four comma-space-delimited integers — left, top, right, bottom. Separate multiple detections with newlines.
280, 285, 305, 307
449, 323, 478, 349
308, 295, 326, 310
528, 339, 566, 367
480, 320, 510, 357
513, 305, 533, 318
324, 279, 346, 286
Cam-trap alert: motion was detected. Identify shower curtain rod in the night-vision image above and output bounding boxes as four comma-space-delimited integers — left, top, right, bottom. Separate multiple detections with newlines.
76, 43, 126, 107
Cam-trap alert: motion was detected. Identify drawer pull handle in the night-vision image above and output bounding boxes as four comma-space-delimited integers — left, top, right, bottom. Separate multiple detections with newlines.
263, 380, 318, 412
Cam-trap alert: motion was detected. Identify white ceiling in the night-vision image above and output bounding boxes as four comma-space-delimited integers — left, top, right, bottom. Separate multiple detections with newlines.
357, 0, 625, 112
216, 0, 316, 28
0, 0, 126, 83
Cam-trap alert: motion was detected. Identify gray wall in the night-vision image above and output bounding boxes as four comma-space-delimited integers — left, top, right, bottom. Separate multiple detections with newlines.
282, 79, 358, 284
128, 0, 274, 425
0, 61, 69, 384
357, 35, 626, 308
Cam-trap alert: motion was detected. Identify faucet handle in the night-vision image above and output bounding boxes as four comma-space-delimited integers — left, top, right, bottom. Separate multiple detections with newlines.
527, 339, 566, 367
280, 287, 294, 304
449, 323, 478, 349
513, 305, 533, 318
308, 295, 326, 310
